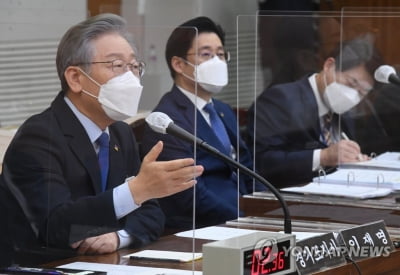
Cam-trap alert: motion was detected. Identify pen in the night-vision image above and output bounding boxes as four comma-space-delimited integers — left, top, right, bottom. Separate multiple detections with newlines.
341, 132, 350, 140
341, 132, 364, 161
129, 256, 183, 263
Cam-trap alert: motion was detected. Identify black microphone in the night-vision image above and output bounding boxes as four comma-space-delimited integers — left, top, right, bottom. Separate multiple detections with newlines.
374, 65, 400, 86
145, 112, 292, 234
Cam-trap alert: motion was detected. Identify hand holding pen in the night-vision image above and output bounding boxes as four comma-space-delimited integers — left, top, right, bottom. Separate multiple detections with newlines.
320, 132, 369, 166
340, 132, 369, 162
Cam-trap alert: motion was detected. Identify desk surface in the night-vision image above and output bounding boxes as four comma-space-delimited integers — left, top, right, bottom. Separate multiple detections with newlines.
41, 192, 400, 274
241, 191, 400, 229
43, 223, 400, 275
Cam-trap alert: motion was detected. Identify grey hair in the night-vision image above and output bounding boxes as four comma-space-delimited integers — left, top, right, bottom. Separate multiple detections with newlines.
56, 13, 136, 91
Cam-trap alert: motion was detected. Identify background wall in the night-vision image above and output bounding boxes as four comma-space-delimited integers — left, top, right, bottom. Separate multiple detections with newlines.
2, 0, 400, 128
120, 0, 260, 111
0, 0, 86, 127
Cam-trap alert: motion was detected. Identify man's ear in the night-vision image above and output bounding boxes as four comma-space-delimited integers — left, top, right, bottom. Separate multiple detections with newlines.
323, 57, 336, 72
171, 56, 185, 75
64, 66, 83, 94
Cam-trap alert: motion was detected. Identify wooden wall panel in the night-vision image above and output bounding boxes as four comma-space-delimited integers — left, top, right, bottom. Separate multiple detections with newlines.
319, 0, 400, 65
88, 0, 121, 16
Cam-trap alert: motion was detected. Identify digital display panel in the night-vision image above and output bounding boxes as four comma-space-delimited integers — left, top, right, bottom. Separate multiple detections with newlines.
243, 239, 292, 275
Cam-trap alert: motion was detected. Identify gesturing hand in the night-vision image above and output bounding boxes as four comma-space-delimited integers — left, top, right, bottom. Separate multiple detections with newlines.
129, 141, 204, 205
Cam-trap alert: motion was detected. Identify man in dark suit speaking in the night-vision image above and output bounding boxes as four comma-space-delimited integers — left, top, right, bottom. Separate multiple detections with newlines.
1, 13, 203, 256
142, 17, 265, 232
247, 35, 380, 188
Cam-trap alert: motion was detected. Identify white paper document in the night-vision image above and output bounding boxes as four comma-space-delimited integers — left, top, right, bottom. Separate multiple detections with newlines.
313, 168, 400, 190
175, 225, 259, 240
59, 262, 202, 275
283, 181, 393, 199
123, 250, 202, 262
340, 151, 400, 171
279, 231, 323, 241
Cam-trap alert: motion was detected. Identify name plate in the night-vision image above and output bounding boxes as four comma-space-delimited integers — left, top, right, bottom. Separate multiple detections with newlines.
338, 220, 394, 261
293, 232, 346, 275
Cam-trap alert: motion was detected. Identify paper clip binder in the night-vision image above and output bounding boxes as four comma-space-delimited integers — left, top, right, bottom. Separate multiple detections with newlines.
340, 151, 400, 171
316, 168, 326, 185
377, 173, 385, 189
347, 171, 355, 187
312, 168, 400, 190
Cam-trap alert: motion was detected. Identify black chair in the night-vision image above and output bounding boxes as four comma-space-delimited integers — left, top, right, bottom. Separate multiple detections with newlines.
0, 168, 75, 267
0, 176, 14, 268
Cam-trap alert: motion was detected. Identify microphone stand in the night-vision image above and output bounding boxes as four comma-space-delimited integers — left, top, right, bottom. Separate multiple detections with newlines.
194, 140, 292, 234
146, 116, 293, 234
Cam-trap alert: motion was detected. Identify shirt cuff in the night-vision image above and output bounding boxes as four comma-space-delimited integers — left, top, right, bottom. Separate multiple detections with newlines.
117, 229, 133, 249
312, 149, 321, 171
113, 177, 140, 219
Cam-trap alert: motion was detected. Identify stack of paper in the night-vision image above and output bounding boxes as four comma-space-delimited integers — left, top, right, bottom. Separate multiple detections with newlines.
281, 182, 393, 199
340, 151, 400, 171
313, 168, 400, 190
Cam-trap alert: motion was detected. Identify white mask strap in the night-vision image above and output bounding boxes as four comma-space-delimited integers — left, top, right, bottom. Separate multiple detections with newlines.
179, 57, 197, 82
78, 68, 102, 87
81, 89, 98, 99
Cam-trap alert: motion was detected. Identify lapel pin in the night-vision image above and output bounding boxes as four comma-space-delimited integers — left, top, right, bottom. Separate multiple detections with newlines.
114, 145, 119, 152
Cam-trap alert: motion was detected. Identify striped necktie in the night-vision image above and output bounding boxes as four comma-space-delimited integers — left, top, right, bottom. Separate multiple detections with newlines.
322, 113, 332, 146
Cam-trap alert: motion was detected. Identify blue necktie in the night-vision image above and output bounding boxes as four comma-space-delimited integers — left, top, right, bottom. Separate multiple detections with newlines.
96, 132, 109, 191
203, 103, 232, 155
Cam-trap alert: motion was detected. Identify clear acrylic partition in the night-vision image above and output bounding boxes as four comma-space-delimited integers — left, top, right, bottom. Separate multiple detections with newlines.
245, 9, 400, 191
242, 11, 349, 191
233, 14, 267, 198
338, 8, 400, 170
0, 13, 199, 267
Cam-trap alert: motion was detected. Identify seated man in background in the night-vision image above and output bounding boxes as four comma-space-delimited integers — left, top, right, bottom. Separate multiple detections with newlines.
142, 16, 265, 232
247, 35, 381, 188
0, 13, 203, 258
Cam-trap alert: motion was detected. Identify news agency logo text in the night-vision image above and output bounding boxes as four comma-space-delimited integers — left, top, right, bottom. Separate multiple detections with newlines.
289, 244, 392, 259
254, 237, 392, 265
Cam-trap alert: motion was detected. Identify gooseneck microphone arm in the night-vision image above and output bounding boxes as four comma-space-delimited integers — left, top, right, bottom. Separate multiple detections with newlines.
146, 112, 292, 234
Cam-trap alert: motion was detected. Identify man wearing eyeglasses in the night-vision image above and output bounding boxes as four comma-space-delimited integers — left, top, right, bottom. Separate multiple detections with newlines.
247, 35, 381, 188
142, 17, 266, 232
1, 13, 203, 257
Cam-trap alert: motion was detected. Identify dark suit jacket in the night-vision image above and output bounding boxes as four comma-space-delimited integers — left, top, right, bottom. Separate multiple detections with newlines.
247, 76, 354, 188
1, 91, 164, 251
142, 85, 265, 231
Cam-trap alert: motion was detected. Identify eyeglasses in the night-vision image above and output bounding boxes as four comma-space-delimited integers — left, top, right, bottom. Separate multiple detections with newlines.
341, 75, 373, 96
77, 59, 146, 77
186, 50, 230, 62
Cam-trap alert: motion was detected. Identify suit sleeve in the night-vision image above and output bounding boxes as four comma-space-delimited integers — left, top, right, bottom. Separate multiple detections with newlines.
2, 118, 164, 249
247, 87, 315, 188
113, 123, 165, 248
2, 126, 120, 247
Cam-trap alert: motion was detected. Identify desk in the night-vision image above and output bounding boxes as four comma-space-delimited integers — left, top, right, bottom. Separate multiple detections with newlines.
43, 224, 400, 275
39, 191, 400, 274
241, 191, 400, 229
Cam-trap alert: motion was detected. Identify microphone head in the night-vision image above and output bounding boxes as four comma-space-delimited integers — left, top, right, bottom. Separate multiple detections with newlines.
374, 65, 397, 84
145, 112, 173, 134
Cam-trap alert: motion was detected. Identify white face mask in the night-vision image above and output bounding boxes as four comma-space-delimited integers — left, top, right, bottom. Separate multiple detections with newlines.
80, 70, 143, 121
182, 56, 228, 93
323, 72, 362, 114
